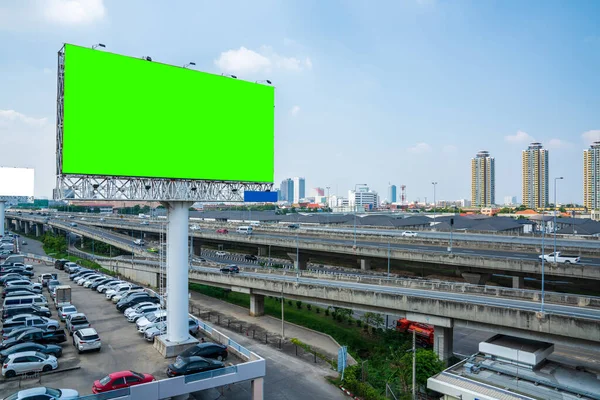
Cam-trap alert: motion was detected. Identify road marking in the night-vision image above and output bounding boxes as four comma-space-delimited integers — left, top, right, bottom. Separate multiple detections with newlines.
462, 250, 475, 253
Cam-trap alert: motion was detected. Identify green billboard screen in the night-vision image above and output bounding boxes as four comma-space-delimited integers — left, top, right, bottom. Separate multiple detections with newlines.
62, 44, 274, 182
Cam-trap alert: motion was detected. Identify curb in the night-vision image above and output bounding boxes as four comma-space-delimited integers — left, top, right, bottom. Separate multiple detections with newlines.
339, 385, 361, 399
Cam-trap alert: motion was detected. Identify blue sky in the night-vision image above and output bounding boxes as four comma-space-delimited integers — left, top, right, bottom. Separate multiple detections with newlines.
0, 0, 598, 204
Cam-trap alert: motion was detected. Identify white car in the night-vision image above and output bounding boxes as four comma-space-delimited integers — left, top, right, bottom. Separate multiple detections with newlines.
1, 351, 58, 378
127, 305, 160, 323
97, 281, 124, 293
1, 387, 79, 400
136, 310, 167, 333
83, 276, 105, 288
401, 231, 418, 237
105, 284, 132, 299
124, 302, 156, 318
72, 328, 101, 353
76, 275, 99, 285
112, 288, 145, 303
215, 251, 229, 257
9, 263, 33, 271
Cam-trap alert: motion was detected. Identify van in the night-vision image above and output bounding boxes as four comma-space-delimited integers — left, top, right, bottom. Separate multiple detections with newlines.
236, 226, 253, 235
3, 294, 48, 308
54, 259, 68, 270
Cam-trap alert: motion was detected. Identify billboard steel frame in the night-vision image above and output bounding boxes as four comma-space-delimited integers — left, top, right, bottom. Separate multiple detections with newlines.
54, 45, 273, 201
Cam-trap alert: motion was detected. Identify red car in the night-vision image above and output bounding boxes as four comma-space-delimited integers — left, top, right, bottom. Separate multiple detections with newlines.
216, 229, 229, 234
92, 370, 155, 393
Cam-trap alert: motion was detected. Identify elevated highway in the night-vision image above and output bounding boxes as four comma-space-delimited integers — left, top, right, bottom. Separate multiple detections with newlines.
93, 256, 600, 363
8, 213, 600, 286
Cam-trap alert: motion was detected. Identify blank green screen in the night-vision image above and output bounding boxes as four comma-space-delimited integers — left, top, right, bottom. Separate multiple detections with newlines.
62, 44, 274, 182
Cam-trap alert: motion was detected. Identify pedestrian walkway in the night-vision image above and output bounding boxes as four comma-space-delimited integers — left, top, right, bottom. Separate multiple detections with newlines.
188, 291, 347, 360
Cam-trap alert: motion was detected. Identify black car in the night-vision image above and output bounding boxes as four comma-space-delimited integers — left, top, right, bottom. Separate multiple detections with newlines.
70, 269, 91, 280
0, 275, 29, 286
220, 265, 240, 274
166, 356, 224, 377
0, 328, 67, 350
0, 342, 62, 363
178, 342, 228, 361
1, 304, 51, 321
287, 223, 300, 229
1, 268, 33, 277
116, 295, 159, 312
91, 278, 116, 290
244, 255, 258, 261
54, 259, 68, 270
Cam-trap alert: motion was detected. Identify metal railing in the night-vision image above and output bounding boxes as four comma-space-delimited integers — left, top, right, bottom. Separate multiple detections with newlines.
184, 365, 238, 383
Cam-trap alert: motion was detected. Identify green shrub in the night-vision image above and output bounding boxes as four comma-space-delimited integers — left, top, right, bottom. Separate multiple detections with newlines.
315, 307, 320, 313
325, 309, 329, 316
296, 300, 302, 309
306, 304, 312, 311
288, 300, 293, 306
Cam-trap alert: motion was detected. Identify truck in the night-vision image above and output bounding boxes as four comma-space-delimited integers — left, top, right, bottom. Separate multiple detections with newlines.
54, 285, 72, 308
396, 318, 434, 347
538, 252, 580, 264
134, 239, 145, 246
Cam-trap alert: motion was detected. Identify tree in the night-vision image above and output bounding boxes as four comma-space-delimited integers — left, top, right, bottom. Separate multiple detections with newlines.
397, 349, 444, 393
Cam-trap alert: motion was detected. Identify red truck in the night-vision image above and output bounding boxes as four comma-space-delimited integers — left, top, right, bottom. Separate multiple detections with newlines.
396, 318, 434, 347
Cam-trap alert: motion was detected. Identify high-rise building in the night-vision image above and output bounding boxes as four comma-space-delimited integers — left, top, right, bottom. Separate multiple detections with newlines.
310, 187, 325, 197
292, 177, 305, 203
387, 184, 397, 203
504, 196, 517, 205
522, 142, 549, 209
349, 186, 379, 210
279, 178, 294, 202
471, 150, 495, 207
584, 141, 600, 211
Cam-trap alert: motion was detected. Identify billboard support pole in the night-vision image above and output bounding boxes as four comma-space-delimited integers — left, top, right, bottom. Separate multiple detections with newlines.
155, 200, 198, 357
0, 201, 5, 237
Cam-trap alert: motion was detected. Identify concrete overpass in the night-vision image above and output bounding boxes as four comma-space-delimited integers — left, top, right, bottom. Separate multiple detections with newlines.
93, 257, 600, 363
8, 213, 600, 287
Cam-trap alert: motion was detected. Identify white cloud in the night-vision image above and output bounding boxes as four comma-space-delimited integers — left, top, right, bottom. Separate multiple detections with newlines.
547, 138, 571, 149
290, 106, 301, 116
504, 130, 534, 143
0, 110, 54, 197
0, 0, 105, 30
582, 130, 600, 145
407, 142, 431, 154
215, 45, 312, 74
443, 144, 458, 153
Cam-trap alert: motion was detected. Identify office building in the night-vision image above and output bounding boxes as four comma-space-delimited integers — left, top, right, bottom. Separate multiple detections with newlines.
522, 142, 549, 209
584, 141, 600, 211
279, 178, 294, 202
348, 186, 379, 210
471, 150, 495, 207
504, 195, 518, 205
310, 187, 325, 197
387, 184, 397, 203
292, 177, 305, 203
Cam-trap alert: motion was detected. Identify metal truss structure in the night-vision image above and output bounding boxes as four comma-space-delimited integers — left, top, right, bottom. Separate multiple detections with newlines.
54, 45, 273, 202
54, 175, 273, 201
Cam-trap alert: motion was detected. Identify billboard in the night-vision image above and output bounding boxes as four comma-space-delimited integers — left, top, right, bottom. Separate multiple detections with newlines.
61, 44, 274, 183
0, 167, 34, 197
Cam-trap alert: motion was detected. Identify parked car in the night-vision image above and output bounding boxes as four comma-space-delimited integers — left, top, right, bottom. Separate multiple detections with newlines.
126, 305, 160, 323
2, 287, 37, 299
0, 387, 79, 400
106, 284, 133, 300
57, 305, 77, 322
91, 278, 116, 290
136, 311, 167, 333
2, 316, 60, 337
38, 273, 56, 287
220, 265, 240, 274
66, 313, 91, 335
0, 328, 67, 350
177, 342, 228, 361
215, 251, 229, 257
1, 351, 58, 378
2, 305, 51, 321
47, 280, 61, 292
72, 328, 101, 353
123, 302, 156, 318
83, 276, 106, 288
244, 255, 258, 261
216, 229, 228, 234
63, 262, 79, 273
8, 263, 33, 271
1, 275, 30, 286
6, 281, 41, 293
166, 356, 224, 377
401, 231, 418, 238
117, 295, 159, 313
0, 343, 62, 364
287, 224, 300, 229
112, 287, 145, 303
143, 321, 166, 342
92, 370, 155, 394
97, 280, 124, 293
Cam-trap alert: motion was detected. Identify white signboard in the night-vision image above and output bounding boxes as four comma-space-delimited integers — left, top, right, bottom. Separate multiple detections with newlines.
0, 167, 34, 197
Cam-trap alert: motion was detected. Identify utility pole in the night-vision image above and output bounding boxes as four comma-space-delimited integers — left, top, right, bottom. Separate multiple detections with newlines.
412, 329, 416, 400
281, 286, 285, 339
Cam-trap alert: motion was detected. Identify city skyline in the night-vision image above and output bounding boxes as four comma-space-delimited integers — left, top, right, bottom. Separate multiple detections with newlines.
0, 1, 598, 204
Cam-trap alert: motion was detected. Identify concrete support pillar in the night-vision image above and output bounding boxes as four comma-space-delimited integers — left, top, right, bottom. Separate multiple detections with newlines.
433, 325, 454, 365
24, 222, 30, 235
287, 252, 308, 270
191, 237, 202, 257
257, 246, 268, 256
0, 201, 5, 237
165, 201, 193, 343
250, 293, 265, 317
251, 377, 264, 400
360, 259, 371, 271
35, 224, 42, 237
461, 272, 490, 285
512, 276, 525, 289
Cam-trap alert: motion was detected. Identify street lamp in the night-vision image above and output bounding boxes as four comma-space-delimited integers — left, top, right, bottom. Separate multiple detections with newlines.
92, 43, 105, 49
353, 184, 367, 248
553, 177, 564, 262
255, 80, 272, 84
541, 216, 546, 313
221, 73, 237, 79
183, 62, 196, 68
431, 182, 438, 228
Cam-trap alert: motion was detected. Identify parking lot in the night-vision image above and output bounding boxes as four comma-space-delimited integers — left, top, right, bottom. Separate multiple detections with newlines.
1, 260, 237, 397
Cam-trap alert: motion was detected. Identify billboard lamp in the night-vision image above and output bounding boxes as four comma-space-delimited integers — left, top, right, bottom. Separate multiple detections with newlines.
256, 80, 272, 85
142, 56, 153, 62
183, 62, 196, 68
92, 43, 106, 49
221, 73, 237, 79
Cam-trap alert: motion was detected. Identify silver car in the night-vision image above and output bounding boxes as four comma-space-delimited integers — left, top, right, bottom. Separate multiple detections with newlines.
126, 305, 160, 323
1, 351, 58, 378
144, 321, 166, 342
2, 387, 79, 400
72, 328, 101, 353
